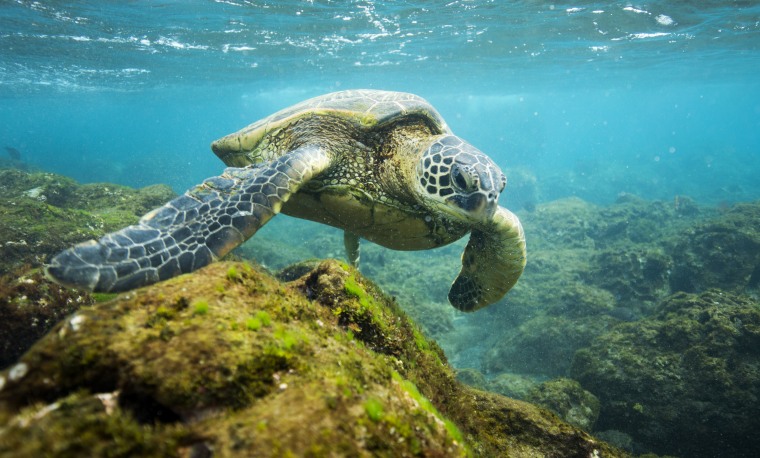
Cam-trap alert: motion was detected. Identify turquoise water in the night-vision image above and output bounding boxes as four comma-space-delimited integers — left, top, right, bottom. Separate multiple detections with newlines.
2, 2, 760, 455
1, 1, 758, 204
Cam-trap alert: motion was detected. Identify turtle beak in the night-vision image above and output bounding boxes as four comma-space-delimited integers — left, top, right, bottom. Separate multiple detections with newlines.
450, 164, 501, 221
446, 191, 498, 222
478, 191, 500, 218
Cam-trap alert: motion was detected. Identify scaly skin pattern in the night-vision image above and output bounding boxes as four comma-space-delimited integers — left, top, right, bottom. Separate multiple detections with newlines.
46, 146, 331, 292
448, 207, 527, 312
46, 90, 526, 311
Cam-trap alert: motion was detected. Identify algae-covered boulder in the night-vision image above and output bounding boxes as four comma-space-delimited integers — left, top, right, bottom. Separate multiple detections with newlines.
570, 290, 760, 458
455, 369, 543, 403
0, 168, 176, 275
0, 167, 176, 371
239, 217, 459, 341
0, 267, 91, 369
0, 260, 623, 457
482, 283, 620, 377
669, 201, 760, 295
585, 248, 671, 312
485, 372, 541, 401
526, 378, 600, 432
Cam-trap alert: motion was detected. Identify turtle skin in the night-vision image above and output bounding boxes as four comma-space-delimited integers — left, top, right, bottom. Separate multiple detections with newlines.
46, 90, 526, 312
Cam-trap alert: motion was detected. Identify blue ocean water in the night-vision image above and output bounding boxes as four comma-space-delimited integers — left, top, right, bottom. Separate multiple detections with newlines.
1, 1, 758, 205
2, 2, 760, 455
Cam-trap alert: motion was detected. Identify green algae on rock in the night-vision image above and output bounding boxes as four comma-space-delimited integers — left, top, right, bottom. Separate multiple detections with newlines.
0, 260, 623, 457
456, 369, 542, 403
0, 267, 91, 370
0, 167, 177, 372
670, 201, 760, 295
570, 289, 760, 458
0, 168, 176, 275
482, 283, 620, 377
526, 378, 600, 432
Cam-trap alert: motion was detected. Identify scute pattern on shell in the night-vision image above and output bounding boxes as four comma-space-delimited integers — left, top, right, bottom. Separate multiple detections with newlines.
211, 89, 450, 167
46, 90, 526, 312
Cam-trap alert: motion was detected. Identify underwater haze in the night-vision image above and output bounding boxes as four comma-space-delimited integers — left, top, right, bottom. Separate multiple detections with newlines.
1, 0, 759, 204
2, 1, 760, 457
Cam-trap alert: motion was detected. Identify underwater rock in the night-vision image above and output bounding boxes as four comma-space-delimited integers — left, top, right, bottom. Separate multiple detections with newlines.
0, 260, 623, 457
669, 201, 760, 295
0, 168, 176, 367
239, 217, 458, 340
455, 368, 489, 391
592, 194, 706, 249
0, 168, 176, 275
594, 430, 635, 453
526, 378, 600, 432
570, 289, 760, 458
482, 283, 619, 377
486, 372, 541, 401
585, 248, 671, 311
474, 194, 718, 378
521, 197, 601, 251
0, 267, 91, 370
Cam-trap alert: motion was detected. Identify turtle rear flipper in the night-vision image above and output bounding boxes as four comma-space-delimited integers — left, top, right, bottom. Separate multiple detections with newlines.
45, 145, 331, 292
448, 207, 526, 312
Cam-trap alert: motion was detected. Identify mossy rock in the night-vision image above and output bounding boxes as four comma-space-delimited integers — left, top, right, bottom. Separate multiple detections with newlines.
486, 373, 542, 401
521, 197, 600, 251
670, 201, 760, 294
0, 267, 92, 370
482, 312, 619, 377
526, 378, 600, 432
592, 196, 693, 248
0, 169, 78, 207
0, 260, 624, 457
585, 248, 672, 310
455, 368, 489, 391
0, 169, 176, 367
0, 168, 176, 275
238, 217, 459, 340
570, 289, 760, 458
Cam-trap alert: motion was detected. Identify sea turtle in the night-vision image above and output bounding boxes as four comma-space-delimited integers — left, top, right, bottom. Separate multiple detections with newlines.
45, 90, 526, 311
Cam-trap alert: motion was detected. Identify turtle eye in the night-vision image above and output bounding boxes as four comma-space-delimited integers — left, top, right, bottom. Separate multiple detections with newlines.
499, 174, 507, 193
451, 164, 475, 192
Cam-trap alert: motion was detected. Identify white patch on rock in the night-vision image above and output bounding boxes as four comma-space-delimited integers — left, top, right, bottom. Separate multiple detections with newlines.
9, 362, 28, 381
69, 314, 86, 331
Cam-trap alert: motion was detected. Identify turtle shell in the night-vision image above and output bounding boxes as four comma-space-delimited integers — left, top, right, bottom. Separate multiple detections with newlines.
211, 89, 451, 167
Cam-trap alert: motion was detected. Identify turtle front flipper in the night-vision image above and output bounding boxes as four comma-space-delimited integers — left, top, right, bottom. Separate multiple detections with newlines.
448, 206, 526, 312
46, 145, 331, 292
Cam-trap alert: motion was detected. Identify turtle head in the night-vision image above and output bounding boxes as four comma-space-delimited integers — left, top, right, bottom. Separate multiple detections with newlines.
415, 135, 506, 222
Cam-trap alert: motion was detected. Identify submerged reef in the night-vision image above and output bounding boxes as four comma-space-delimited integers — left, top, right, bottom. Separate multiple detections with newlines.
669, 202, 760, 294
0, 168, 176, 275
461, 196, 759, 457
0, 260, 622, 457
2, 164, 759, 457
0, 168, 176, 369
0, 267, 90, 369
526, 378, 600, 432
571, 290, 760, 458
479, 195, 711, 378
